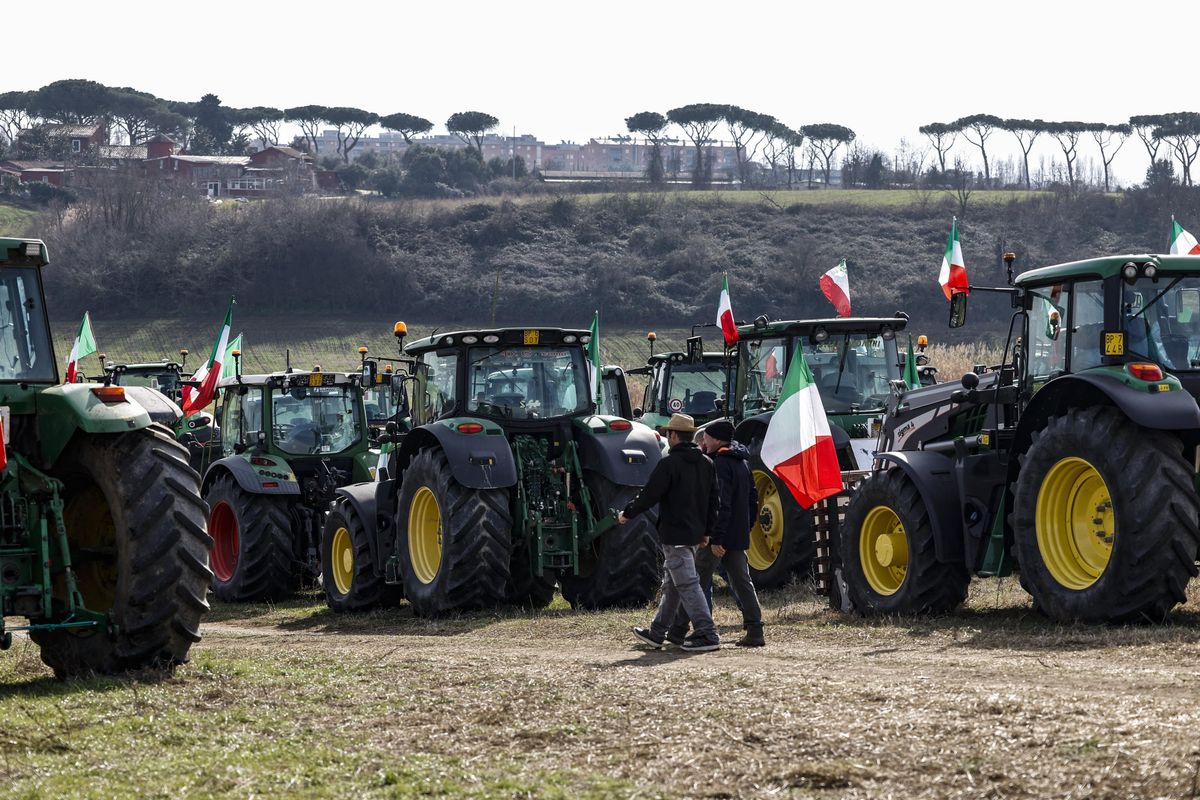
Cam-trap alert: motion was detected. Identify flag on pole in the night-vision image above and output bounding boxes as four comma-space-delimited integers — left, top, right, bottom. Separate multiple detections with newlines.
219, 333, 243, 380
182, 299, 233, 415
1170, 216, 1200, 255
939, 218, 969, 300
64, 311, 97, 383
903, 334, 921, 390
760, 346, 842, 509
587, 311, 603, 407
820, 259, 852, 317
717, 272, 739, 347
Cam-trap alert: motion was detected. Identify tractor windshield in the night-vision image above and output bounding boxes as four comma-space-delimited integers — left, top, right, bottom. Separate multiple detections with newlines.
467, 346, 590, 419
0, 267, 54, 382
1124, 277, 1200, 371
117, 368, 180, 396
664, 361, 732, 417
364, 383, 396, 423
804, 334, 900, 413
272, 385, 363, 455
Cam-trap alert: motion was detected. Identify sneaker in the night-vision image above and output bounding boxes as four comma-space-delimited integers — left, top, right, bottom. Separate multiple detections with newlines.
632, 626, 665, 649
681, 635, 721, 652
665, 631, 686, 647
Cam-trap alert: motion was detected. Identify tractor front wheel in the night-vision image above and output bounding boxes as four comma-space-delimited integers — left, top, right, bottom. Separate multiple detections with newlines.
33, 425, 212, 679
840, 468, 969, 615
204, 474, 294, 602
746, 461, 813, 590
396, 448, 512, 617
323, 498, 400, 613
1012, 407, 1200, 623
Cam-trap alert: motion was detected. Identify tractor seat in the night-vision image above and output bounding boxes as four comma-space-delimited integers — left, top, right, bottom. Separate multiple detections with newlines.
490, 393, 524, 407
685, 391, 718, 413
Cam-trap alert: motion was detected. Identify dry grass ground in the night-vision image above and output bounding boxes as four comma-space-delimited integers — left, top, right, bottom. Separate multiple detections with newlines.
4, 579, 1200, 799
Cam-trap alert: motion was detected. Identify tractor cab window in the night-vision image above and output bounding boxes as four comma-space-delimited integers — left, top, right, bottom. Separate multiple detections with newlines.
117, 369, 180, 397
1124, 276, 1200, 370
803, 334, 899, 413
467, 345, 589, 419
272, 385, 362, 455
1028, 284, 1070, 378
364, 382, 395, 423
663, 361, 730, 416
1069, 282, 1104, 371
420, 351, 458, 421
0, 267, 54, 382
220, 387, 264, 456
600, 374, 625, 417
740, 337, 788, 413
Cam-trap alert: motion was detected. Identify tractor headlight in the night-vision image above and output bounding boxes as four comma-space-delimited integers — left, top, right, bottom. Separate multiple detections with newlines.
880, 325, 895, 341
1144, 264, 1158, 281
1122, 262, 1139, 283
812, 326, 829, 343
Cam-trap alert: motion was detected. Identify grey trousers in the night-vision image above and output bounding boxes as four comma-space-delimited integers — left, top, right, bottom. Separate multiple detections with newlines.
649, 544, 717, 641
671, 546, 762, 636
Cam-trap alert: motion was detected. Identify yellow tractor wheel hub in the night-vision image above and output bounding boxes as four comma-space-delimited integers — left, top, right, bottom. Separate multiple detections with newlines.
409, 486, 443, 584
748, 469, 784, 571
860, 505, 908, 595
331, 526, 355, 596
1035, 456, 1114, 590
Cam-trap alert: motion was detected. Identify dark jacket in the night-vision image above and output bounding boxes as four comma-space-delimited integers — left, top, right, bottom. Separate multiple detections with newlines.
624, 441, 717, 546
711, 441, 758, 551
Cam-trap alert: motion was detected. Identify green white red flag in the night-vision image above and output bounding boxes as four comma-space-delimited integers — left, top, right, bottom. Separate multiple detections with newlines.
1170, 217, 1200, 255
219, 333, 243, 380
182, 299, 233, 415
903, 334, 921, 390
717, 273, 739, 347
64, 311, 96, 383
820, 259, 851, 317
760, 346, 841, 508
587, 311, 603, 407
939, 218, 968, 300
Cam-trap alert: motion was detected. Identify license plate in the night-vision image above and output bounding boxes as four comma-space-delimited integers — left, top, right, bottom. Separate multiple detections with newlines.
0, 407, 8, 444
308, 373, 323, 387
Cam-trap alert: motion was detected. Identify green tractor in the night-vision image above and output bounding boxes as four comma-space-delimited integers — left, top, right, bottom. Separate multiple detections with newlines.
321, 325, 663, 616
0, 237, 210, 678
629, 333, 735, 431
101, 353, 217, 454
838, 253, 1200, 623
202, 366, 375, 602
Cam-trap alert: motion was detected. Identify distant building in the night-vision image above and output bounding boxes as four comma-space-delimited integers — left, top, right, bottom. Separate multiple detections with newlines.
15, 123, 108, 156
0, 160, 70, 186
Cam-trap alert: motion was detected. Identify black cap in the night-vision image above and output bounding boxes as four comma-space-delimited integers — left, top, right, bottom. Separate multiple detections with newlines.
705, 420, 734, 443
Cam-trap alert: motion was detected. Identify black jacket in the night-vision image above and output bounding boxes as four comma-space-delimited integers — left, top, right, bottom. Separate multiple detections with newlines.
711, 442, 758, 551
624, 441, 717, 546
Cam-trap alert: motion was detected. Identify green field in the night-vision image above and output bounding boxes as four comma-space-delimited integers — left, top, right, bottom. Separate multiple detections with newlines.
0, 202, 35, 235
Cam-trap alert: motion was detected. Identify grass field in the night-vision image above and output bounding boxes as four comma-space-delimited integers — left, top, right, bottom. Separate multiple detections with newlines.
3, 579, 1200, 799
0, 202, 35, 236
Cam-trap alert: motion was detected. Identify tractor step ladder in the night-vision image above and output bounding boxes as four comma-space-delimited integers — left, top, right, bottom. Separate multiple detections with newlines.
813, 470, 870, 595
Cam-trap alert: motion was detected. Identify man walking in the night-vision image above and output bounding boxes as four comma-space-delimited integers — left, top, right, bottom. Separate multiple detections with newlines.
620, 413, 720, 652
669, 420, 765, 647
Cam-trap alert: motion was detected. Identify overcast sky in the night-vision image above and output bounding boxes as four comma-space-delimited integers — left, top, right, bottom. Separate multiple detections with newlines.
14, 0, 1197, 186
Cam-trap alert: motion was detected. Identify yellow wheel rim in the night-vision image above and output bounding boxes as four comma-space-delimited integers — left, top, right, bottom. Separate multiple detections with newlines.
748, 469, 784, 571
1035, 456, 1114, 590
859, 505, 909, 596
408, 486, 443, 584
331, 526, 355, 596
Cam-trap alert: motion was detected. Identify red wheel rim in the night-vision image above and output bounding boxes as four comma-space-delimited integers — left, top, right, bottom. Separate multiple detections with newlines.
209, 501, 240, 582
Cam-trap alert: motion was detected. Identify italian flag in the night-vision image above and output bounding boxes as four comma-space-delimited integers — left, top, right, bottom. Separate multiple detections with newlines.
760, 346, 842, 509
587, 310, 603, 407
64, 311, 96, 384
182, 299, 233, 415
219, 333, 243, 380
939, 218, 969, 300
820, 259, 851, 317
1170, 217, 1200, 255
717, 272, 738, 347
903, 334, 921, 390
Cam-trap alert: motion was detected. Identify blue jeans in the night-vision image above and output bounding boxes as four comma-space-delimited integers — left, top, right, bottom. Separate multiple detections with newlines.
649, 544, 717, 641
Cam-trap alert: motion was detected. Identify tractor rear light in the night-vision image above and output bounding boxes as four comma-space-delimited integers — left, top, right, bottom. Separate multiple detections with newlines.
261, 481, 279, 489
462, 335, 478, 344
483, 335, 500, 343
250, 457, 273, 466
91, 386, 126, 403
457, 422, 484, 434
1127, 363, 1164, 382
563, 335, 578, 343
609, 420, 632, 431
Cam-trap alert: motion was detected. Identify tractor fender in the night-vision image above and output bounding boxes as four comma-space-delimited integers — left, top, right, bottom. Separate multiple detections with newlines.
1012, 372, 1200, 461
875, 451, 964, 564
35, 383, 152, 466
121, 386, 184, 429
202, 455, 301, 496
332, 481, 396, 572
573, 416, 661, 486
393, 420, 517, 489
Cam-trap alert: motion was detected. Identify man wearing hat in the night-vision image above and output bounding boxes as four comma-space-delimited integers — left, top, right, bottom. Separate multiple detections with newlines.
619, 413, 721, 652
669, 420, 764, 648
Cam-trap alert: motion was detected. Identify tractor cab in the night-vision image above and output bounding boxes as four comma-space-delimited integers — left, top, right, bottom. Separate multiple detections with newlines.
630, 349, 734, 431
104, 353, 216, 442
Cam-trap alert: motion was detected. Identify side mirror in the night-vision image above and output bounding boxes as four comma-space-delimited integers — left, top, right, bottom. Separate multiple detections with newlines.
385, 420, 398, 435
377, 433, 393, 445
361, 360, 377, 386
632, 407, 643, 418
960, 371, 980, 390
949, 291, 968, 328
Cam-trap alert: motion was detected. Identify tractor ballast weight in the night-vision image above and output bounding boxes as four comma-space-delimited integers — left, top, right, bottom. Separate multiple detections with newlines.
321, 325, 663, 617
839, 254, 1200, 623
0, 237, 210, 678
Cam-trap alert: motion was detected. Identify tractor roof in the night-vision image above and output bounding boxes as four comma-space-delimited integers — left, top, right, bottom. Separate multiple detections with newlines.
647, 351, 728, 365
114, 361, 182, 371
0, 237, 48, 268
736, 314, 909, 339
217, 370, 357, 389
1015, 254, 1200, 285
405, 327, 591, 355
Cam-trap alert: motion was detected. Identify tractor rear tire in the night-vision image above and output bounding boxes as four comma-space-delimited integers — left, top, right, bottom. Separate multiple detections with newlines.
1012, 407, 1200, 623
747, 458, 814, 590
322, 497, 400, 613
33, 425, 212, 679
560, 473, 661, 610
504, 554, 557, 610
396, 448, 512, 617
205, 474, 294, 602
841, 468, 969, 615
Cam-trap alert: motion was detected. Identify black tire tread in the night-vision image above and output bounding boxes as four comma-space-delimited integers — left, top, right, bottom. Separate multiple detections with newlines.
322, 498, 400, 613
205, 473, 293, 602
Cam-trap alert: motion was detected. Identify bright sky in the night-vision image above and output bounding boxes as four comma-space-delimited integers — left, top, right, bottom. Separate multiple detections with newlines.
13, 0, 1196, 186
